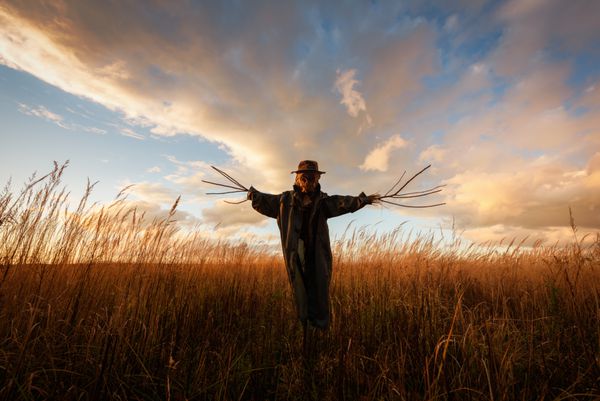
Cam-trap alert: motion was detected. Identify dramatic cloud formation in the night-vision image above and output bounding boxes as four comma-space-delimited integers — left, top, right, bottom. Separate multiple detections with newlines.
1, 0, 599, 242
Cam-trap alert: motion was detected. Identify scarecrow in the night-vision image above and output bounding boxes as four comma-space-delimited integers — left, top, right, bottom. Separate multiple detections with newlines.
203, 160, 444, 338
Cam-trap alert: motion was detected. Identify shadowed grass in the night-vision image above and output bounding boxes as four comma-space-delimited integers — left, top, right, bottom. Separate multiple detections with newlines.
0, 163, 598, 400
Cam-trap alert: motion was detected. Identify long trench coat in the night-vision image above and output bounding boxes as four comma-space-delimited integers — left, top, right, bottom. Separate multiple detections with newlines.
248, 184, 370, 329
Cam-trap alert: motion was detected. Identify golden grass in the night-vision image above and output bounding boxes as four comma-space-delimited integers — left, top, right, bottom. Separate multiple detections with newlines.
0, 162, 598, 400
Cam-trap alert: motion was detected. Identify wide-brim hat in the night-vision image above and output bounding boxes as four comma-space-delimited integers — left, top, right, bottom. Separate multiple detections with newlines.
291, 160, 326, 174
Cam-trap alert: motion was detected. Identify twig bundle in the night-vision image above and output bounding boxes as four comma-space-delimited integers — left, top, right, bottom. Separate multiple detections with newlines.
201, 166, 249, 204
376, 164, 445, 208
202, 164, 444, 208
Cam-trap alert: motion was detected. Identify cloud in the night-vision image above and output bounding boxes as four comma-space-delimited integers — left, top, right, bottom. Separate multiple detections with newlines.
87, 199, 202, 231
361, 22, 438, 128
335, 68, 371, 123
17, 102, 107, 134
162, 155, 212, 198
460, 224, 598, 248
147, 166, 161, 173
419, 145, 447, 164
201, 201, 267, 229
161, 155, 291, 206
120, 127, 145, 140
0, 2, 437, 190
443, 14, 459, 32
82, 126, 107, 135
492, 0, 600, 76
360, 135, 408, 172
587, 152, 600, 175
123, 181, 180, 205
18, 103, 68, 128
443, 156, 600, 230
1, 1, 599, 240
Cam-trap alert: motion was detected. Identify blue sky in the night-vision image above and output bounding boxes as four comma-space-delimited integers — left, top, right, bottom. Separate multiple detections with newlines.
1, 0, 599, 245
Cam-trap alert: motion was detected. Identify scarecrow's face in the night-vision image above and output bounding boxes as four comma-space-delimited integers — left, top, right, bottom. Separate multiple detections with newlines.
295, 172, 321, 193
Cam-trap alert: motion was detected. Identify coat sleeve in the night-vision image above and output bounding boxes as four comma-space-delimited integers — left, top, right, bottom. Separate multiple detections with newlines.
247, 186, 280, 219
322, 192, 371, 218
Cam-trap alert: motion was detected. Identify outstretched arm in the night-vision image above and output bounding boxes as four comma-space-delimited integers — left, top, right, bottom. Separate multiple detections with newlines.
322, 192, 377, 218
247, 187, 280, 219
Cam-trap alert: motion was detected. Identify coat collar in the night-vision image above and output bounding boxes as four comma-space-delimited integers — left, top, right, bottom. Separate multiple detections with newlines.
292, 184, 323, 207
293, 183, 321, 197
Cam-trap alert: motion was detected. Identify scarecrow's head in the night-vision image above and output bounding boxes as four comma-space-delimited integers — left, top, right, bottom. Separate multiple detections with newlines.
291, 160, 325, 193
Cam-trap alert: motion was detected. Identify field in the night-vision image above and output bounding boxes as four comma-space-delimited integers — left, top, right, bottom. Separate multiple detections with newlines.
1, 164, 599, 400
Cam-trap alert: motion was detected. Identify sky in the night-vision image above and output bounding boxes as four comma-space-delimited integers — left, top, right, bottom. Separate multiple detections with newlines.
1, 0, 599, 246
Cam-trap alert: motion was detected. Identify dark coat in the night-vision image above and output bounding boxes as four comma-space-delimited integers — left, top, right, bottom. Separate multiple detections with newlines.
248, 185, 370, 328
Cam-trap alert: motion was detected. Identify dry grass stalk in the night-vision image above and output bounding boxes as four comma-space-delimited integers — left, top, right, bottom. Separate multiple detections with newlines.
0, 163, 598, 400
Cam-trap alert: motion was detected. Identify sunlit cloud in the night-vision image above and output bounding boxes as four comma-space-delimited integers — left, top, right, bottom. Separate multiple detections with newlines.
163, 155, 210, 188
123, 181, 180, 205
335, 68, 371, 124
161, 156, 252, 204
419, 145, 447, 164
444, 158, 600, 230
201, 201, 267, 229
360, 135, 408, 172
88, 199, 202, 230
460, 224, 598, 248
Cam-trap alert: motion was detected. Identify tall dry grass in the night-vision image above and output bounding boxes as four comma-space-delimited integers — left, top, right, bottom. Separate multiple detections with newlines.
0, 162, 598, 400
